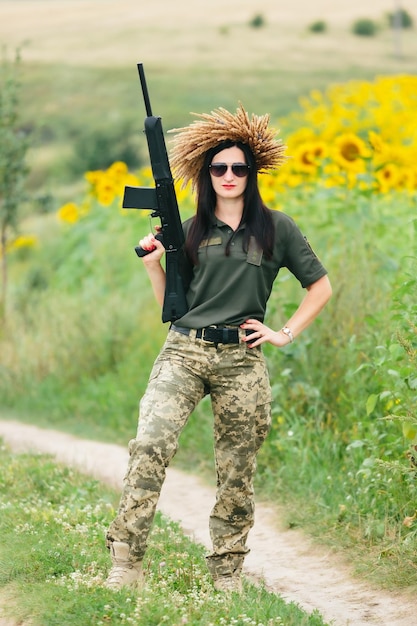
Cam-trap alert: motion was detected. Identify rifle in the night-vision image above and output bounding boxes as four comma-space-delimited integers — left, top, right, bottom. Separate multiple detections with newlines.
122, 63, 189, 323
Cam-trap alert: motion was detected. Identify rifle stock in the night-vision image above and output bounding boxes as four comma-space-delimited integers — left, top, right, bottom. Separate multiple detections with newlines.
122, 63, 189, 323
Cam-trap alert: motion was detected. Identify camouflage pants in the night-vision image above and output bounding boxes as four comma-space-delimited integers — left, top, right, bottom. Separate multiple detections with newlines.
106, 327, 272, 579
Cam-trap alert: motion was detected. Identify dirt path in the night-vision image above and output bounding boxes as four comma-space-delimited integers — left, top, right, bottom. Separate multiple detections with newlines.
0, 420, 415, 626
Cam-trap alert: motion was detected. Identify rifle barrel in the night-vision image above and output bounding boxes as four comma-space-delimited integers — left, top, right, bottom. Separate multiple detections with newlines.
137, 63, 153, 117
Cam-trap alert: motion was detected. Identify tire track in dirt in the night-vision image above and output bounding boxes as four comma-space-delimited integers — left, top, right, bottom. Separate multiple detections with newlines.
0, 420, 415, 626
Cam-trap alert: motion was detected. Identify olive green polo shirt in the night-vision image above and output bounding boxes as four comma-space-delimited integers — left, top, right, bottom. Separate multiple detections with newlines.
175, 209, 327, 329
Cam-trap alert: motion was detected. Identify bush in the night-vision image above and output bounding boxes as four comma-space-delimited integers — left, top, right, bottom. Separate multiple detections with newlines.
308, 20, 327, 33
352, 18, 378, 36
65, 123, 142, 177
0, 50, 30, 322
249, 14, 265, 28
387, 8, 414, 29
68, 123, 143, 177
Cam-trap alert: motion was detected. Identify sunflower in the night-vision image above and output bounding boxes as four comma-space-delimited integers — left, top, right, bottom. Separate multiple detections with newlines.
333, 133, 369, 172
57, 202, 82, 224
7, 235, 38, 252
376, 163, 401, 193
107, 161, 128, 178
368, 130, 386, 153
293, 141, 327, 174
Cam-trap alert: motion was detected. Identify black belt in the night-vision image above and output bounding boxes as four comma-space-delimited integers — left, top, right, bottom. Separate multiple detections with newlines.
171, 324, 255, 345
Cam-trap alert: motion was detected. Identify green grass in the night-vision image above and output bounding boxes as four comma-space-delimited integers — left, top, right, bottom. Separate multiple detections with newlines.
0, 442, 328, 626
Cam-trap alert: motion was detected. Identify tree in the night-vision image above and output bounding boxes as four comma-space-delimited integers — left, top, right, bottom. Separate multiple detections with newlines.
0, 51, 29, 322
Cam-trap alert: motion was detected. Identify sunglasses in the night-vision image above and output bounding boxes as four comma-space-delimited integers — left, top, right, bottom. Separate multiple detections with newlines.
209, 163, 250, 178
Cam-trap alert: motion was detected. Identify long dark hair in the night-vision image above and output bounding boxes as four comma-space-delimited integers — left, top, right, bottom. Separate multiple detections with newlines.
185, 140, 275, 265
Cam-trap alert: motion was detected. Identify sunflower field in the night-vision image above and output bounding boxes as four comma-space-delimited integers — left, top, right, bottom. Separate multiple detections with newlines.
273, 74, 417, 195
51, 74, 417, 228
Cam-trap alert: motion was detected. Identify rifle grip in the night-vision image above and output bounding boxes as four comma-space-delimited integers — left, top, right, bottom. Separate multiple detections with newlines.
134, 232, 164, 258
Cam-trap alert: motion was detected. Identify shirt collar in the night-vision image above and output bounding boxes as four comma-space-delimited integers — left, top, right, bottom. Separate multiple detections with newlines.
212, 217, 247, 231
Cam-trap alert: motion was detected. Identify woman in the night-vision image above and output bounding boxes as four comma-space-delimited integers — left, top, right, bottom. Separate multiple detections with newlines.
105, 105, 332, 593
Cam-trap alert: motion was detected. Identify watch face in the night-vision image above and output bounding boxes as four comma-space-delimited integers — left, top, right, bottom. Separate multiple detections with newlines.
282, 327, 294, 342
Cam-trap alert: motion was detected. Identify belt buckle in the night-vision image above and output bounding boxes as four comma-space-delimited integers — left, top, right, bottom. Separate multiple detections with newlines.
203, 325, 219, 344
203, 325, 239, 345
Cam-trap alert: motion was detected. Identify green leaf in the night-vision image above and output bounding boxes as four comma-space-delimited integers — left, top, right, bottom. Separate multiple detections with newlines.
366, 393, 378, 415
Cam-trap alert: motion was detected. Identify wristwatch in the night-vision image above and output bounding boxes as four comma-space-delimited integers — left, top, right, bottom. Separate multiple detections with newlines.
281, 326, 294, 343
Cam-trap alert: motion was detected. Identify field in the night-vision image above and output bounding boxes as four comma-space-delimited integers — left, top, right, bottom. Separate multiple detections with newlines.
1, 0, 415, 70
1, 0, 417, 199
1, 1, 417, 624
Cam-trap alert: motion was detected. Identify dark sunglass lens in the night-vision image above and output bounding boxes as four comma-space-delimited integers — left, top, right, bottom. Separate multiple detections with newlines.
232, 164, 250, 177
209, 163, 249, 177
209, 164, 227, 177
